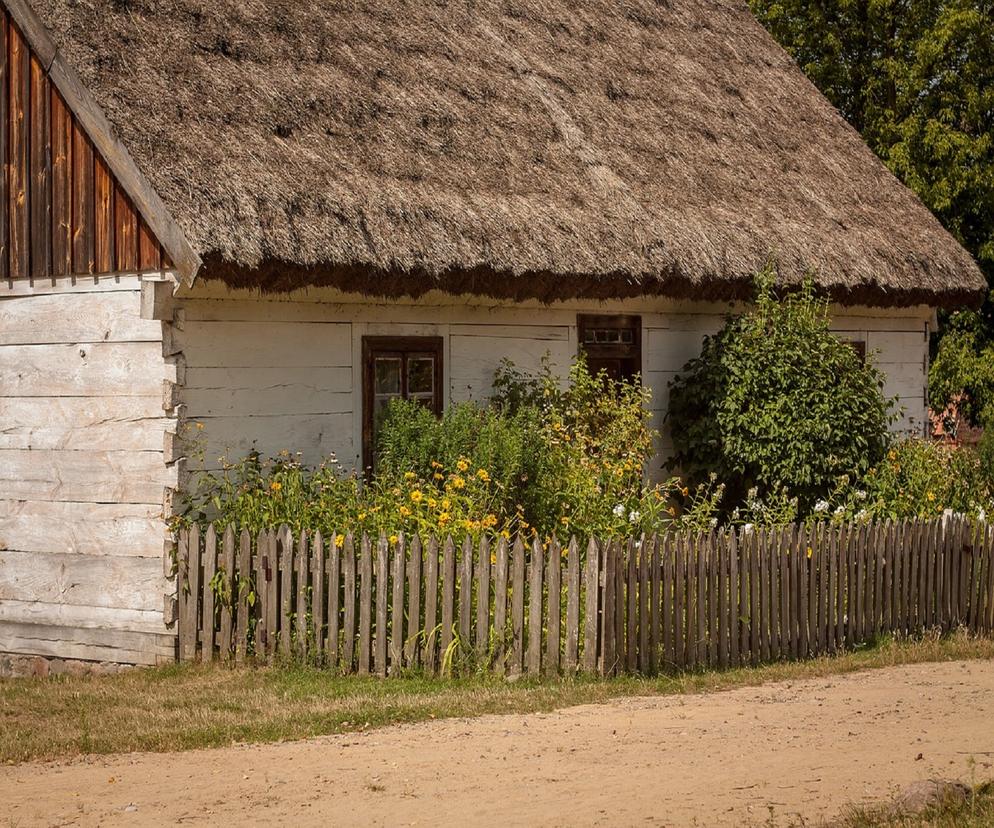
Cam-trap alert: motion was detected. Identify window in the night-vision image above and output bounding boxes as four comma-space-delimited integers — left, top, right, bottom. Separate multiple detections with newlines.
844, 339, 867, 362
577, 314, 642, 383
362, 336, 443, 471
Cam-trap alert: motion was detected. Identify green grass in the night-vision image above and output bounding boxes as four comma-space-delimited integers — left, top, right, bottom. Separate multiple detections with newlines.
1, 632, 992, 765
829, 781, 994, 827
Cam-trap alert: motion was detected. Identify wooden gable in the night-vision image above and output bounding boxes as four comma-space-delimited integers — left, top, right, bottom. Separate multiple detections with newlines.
0, 9, 175, 285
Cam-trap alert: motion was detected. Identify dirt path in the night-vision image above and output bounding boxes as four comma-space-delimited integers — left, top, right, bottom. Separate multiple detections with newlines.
3, 660, 994, 827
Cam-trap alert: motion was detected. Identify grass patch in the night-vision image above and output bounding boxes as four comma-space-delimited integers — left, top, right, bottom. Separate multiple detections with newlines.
1, 632, 992, 765
830, 781, 994, 827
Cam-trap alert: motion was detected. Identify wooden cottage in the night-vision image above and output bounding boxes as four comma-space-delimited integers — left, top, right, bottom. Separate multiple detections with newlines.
0, 0, 985, 667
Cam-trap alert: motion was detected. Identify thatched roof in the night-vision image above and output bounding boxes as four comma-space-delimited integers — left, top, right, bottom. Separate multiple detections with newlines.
27, 0, 986, 306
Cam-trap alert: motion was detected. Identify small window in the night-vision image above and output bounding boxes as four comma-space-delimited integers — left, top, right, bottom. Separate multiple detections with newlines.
577, 314, 642, 383
362, 337, 443, 471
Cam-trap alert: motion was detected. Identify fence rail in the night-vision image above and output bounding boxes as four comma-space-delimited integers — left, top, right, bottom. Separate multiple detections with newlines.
175, 515, 994, 675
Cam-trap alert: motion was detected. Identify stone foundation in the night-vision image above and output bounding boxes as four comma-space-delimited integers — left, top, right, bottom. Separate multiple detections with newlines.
0, 652, 139, 679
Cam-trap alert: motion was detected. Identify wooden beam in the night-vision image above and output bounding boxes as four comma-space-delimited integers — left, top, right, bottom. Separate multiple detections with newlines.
71, 120, 94, 273
29, 54, 51, 281
94, 152, 114, 272
8, 22, 29, 280
50, 88, 71, 276
0, 16, 9, 282
1, 0, 56, 70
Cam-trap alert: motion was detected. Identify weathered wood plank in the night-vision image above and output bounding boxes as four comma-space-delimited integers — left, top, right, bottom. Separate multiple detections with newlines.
176, 528, 191, 660
341, 533, 356, 671
137, 217, 161, 272
759, 529, 770, 662
201, 525, 217, 662
729, 529, 740, 667
327, 530, 342, 669
769, 527, 782, 660
390, 534, 404, 673
675, 533, 687, 669
375, 533, 388, 676
601, 539, 617, 675
492, 535, 509, 672
527, 535, 544, 675
235, 528, 250, 662
218, 525, 235, 661
8, 26, 29, 280
71, 121, 94, 274
114, 186, 138, 272
50, 90, 71, 278
565, 536, 581, 672
296, 530, 309, 660
440, 536, 456, 666
750, 529, 761, 664
458, 536, 473, 656
278, 527, 293, 658
312, 530, 325, 661
476, 535, 491, 660
93, 154, 114, 273
357, 533, 372, 674
29, 55, 51, 282
546, 535, 562, 676
582, 537, 599, 673
422, 536, 440, 673
685, 533, 697, 668
0, 620, 173, 666
639, 535, 650, 673
404, 534, 422, 667
649, 534, 661, 675
510, 535, 526, 675
717, 531, 729, 669
0, 17, 8, 282
627, 539, 638, 672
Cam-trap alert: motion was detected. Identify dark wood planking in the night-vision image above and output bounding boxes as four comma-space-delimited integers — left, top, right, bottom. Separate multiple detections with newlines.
9, 23, 29, 280
137, 216, 161, 271
3, 0, 56, 70
93, 152, 114, 272
71, 120, 94, 273
29, 54, 51, 281
0, 17, 8, 281
50, 88, 71, 276
114, 184, 138, 272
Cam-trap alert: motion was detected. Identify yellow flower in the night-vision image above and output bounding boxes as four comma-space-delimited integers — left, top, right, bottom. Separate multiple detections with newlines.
433, 472, 444, 481
389, 534, 398, 545
560, 516, 570, 526
442, 498, 451, 510
335, 534, 345, 549
404, 471, 416, 480
427, 497, 438, 509
926, 491, 935, 502
438, 511, 451, 525
500, 529, 511, 540
195, 422, 205, 431
681, 487, 689, 497
806, 547, 813, 559
451, 476, 466, 489
456, 458, 469, 472
410, 490, 424, 503
431, 460, 443, 469
399, 506, 411, 517
668, 506, 677, 516
483, 514, 498, 528
358, 511, 367, 521
491, 552, 498, 564
476, 468, 490, 483
270, 481, 282, 492
392, 487, 401, 496
888, 450, 897, 461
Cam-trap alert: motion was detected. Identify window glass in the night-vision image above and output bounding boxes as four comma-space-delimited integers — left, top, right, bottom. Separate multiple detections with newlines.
374, 357, 402, 395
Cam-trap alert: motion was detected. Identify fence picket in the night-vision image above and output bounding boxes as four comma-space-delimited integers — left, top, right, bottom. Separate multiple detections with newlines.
342, 533, 356, 672
650, 535, 661, 675
750, 529, 761, 665
729, 529, 740, 667
440, 536, 456, 665
527, 535, 544, 676
639, 535, 650, 673
547, 535, 562, 676
234, 528, 250, 662
459, 536, 473, 656
477, 536, 491, 660
511, 536, 526, 675
358, 534, 373, 675
312, 530, 325, 662
737, 531, 749, 665
614, 540, 625, 674
218, 526, 235, 661
201, 525, 217, 662
707, 533, 719, 668
327, 531, 341, 669
759, 529, 770, 662
493, 536, 509, 672
423, 536, 440, 672
405, 535, 422, 668
583, 538, 600, 674
769, 528, 781, 661
297, 530, 310, 661
627, 539, 638, 672
565, 536, 581, 672
673, 534, 685, 670
390, 535, 405, 674
717, 532, 729, 670
602, 539, 617, 676
685, 534, 697, 669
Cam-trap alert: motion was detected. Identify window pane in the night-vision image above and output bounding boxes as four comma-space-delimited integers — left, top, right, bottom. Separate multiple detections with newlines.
375, 357, 402, 394
408, 357, 435, 394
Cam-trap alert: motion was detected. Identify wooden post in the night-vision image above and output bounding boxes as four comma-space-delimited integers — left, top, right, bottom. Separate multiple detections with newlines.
627, 538, 638, 672
729, 529, 740, 667
201, 525, 217, 662
390, 534, 405, 673
327, 531, 342, 669
423, 536, 440, 673
405, 535, 422, 667
675, 533, 688, 669
527, 535, 544, 675
492, 536, 509, 672
510, 535, 526, 675
565, 536, 581, 672
546, 535, 562, 676
440, 536, 456, 664
235, 528, 251, 663
375, 533, 389, 676
312, 530, 325, 662
649, 535, 661, 676
582, 537, 600, 674
601, 539, 617, 676
459, 536, 474, 655
219, 525, 236, 662
342, 533, 356, 672
717, 530, 729, 669
297, 530, 310, 661
476, 536, 491, 661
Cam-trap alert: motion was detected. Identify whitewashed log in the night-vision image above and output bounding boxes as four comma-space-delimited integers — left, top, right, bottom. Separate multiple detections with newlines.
140, 278, 175, 321
176, 321, 352, 367
0, 549, 168, 611
183, 367, 352, 416
0, 290, 159, 345
0, 499, 165, 557
0, 620, 174, 665
0, 449, 171, 504
0, 342, 171, 397
188, 413, 354, 470
0, 598, 165, 634
1, 273, 147, 296
0, 396, 169, 451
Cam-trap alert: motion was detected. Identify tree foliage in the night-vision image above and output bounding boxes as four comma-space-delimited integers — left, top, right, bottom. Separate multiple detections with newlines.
667, 271, 895, 511
749, 0, 994, 417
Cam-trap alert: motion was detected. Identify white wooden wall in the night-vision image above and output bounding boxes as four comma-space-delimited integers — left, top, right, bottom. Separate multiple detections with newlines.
176, 286, 931, 482
0, 276, 177, 665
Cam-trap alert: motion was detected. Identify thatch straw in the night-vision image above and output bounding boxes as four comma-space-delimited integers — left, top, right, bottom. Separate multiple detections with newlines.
32, 0, 986, 307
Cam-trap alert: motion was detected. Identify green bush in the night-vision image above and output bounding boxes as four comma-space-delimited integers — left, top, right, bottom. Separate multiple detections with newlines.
667, 269, 895, 512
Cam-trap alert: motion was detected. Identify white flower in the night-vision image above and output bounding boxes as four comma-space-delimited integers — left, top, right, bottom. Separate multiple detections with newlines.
710, 517, 718, 528
629, 510, 640, 524
855, 509, 868, 521
978, 508, 987, 522
834, 505, 845, 516
814, 500, 829, 513
855, 490, 867, 501
746, 487, 758, 500
744, 523, 754, 533
613, 504, 626, 517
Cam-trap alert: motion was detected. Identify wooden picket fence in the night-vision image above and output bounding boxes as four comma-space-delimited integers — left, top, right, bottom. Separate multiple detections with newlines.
175, 514, 994, 675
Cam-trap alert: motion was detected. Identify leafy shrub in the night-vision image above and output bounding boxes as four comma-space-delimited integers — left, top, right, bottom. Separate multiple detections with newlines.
667, 269, 895, 512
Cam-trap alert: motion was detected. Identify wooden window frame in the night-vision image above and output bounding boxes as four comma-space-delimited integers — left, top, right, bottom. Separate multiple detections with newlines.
362, 336, 444, 472
577, 314, 643, 381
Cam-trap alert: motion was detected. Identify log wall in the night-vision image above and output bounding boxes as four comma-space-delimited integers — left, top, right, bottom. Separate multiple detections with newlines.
0, 278, 178, 665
